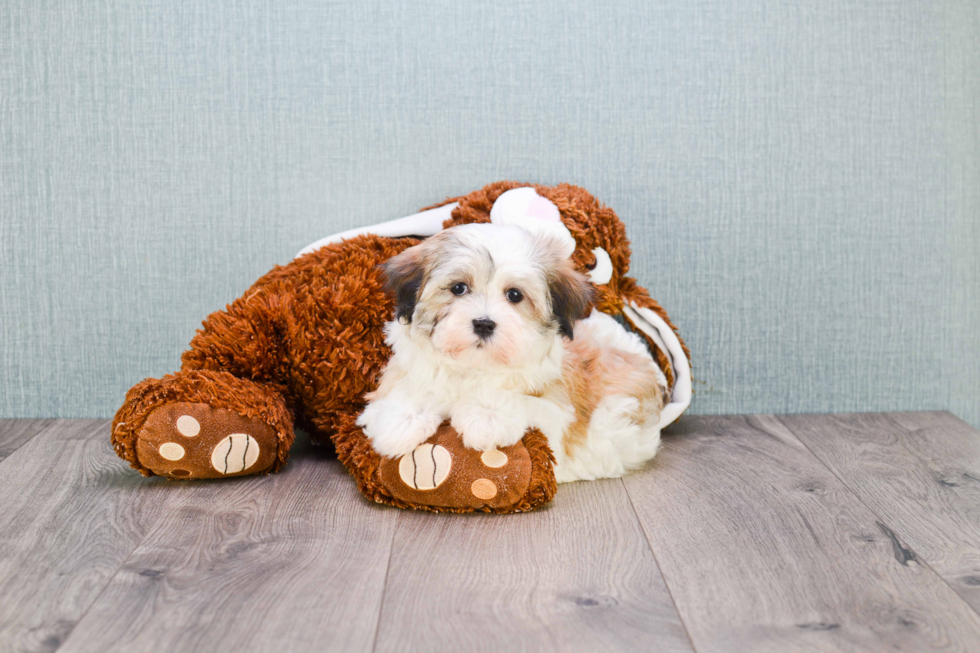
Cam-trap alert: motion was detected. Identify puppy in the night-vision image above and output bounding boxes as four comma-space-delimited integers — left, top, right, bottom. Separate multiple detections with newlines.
357, 223, 668, 482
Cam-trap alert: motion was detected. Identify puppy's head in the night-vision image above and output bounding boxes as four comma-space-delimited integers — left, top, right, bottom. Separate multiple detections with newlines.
382, 223, 594, 367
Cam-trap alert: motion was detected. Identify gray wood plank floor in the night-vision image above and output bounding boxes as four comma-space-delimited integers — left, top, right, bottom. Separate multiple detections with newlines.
624, 415, 980, 653
779, 412, 980, 613
0, 419, 52, 461
374, 479, 692, 653
0, 412, 978, 653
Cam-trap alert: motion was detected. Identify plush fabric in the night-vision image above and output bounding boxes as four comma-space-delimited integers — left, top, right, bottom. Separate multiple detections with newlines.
112, 370, 295, 475
135, 401, 279, 478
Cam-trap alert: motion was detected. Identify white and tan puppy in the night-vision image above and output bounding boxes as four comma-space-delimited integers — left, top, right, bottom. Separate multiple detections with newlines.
357, 223, 668, 482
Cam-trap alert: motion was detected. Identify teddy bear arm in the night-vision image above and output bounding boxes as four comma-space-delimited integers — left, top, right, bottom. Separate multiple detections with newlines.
111, 281, 300, 479
180, 287, 291, 387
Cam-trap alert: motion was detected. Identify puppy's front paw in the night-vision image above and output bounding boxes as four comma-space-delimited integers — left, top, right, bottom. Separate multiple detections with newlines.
451, 404, 527, 452
357, 399, 443, 458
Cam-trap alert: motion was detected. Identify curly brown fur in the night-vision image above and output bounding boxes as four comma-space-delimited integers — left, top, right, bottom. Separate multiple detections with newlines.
181, 235, 420, 442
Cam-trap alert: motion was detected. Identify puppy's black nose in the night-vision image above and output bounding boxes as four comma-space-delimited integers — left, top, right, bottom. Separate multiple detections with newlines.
472, 317, 496, 338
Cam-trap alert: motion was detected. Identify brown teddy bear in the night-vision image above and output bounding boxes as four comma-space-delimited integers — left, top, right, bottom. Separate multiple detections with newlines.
111, 181, 690, 513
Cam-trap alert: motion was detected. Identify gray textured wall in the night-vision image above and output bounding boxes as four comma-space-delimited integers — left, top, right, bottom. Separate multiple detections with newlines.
1, 1, 978, 426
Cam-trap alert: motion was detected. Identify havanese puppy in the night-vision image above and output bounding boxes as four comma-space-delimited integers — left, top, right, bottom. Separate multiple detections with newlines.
357, 223, 668, 482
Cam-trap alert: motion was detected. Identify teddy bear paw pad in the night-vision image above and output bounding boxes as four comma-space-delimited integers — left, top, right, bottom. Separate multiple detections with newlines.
135, 402, 278, 479
398, 443, 452, 490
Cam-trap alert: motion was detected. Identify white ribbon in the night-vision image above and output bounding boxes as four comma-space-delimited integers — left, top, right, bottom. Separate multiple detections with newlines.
295, 202, 458, 258
622, 303, 692, 430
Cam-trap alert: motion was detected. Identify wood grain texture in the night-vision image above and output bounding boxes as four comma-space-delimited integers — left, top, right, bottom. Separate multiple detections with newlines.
623, 415, 980, 653
57, 437, 398, 653
373, 478, 693, 653
0, 420, 172, 653
778, 411, 980, 613
0, 419, 53, 460
6, 414, 980, 653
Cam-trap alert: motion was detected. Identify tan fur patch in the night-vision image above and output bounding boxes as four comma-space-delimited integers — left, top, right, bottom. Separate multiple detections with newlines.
365, 363, 406, 401
559, 328, 665, 459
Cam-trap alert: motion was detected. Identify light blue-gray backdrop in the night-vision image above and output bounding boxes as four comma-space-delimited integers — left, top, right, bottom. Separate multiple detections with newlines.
1, 1, 978, 427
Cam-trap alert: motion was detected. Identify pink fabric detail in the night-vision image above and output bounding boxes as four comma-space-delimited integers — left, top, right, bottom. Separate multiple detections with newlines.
527, 196, 561, 222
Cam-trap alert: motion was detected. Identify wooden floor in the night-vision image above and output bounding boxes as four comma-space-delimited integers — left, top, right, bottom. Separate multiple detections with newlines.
1, 413, 979, 652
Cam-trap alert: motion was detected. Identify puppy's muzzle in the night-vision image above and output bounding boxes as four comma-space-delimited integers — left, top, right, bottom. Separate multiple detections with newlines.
472, 318, 496, 339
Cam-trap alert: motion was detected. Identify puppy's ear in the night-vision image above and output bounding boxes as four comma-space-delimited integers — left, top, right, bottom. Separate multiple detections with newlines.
381, 245, 427, 324
549, 262, 595, 339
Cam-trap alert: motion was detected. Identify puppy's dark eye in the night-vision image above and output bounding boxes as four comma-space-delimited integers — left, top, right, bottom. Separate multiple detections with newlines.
506, 288, 524, 303
585, 257, 598, 271
451, 282, 468, 296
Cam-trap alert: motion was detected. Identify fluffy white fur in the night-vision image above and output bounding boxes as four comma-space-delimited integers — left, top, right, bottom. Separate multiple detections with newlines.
357, 223, 667, 483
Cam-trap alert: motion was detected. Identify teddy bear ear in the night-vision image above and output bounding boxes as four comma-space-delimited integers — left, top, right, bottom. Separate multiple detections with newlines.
587, 246, 614, 284
490, 188, 576, 258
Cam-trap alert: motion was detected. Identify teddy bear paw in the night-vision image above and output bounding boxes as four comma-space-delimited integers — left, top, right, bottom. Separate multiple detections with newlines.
377, 423, 535, 511
135, 402, 280, 478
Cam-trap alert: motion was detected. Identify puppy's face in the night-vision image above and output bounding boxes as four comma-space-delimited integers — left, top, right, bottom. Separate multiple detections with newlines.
383, 224, 594, 367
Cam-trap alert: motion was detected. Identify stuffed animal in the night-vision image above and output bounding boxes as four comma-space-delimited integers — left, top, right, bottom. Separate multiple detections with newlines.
111, 182, 691, 513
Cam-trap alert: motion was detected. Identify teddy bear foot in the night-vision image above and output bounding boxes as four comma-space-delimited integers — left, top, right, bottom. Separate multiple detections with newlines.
134, 402, 280, 479
368, 423, 557, 513
111, 370, 295, 478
